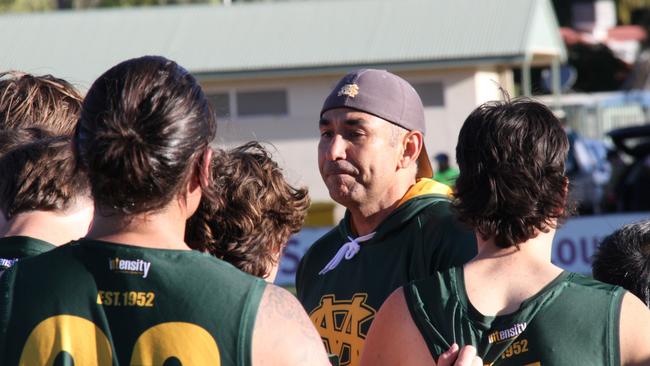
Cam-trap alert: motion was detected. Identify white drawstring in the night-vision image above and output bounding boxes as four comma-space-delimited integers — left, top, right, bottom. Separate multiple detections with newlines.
318, 232, 376, 275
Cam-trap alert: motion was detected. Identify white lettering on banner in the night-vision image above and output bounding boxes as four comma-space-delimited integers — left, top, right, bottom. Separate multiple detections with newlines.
551, 213, 649, 274
554, 237, 600, 267
275, 213, 650, 286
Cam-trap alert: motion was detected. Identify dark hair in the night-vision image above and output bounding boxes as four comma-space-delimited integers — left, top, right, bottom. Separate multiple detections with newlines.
0, 135, 90, 219
186, 142, 310, 278
0, 71, 83, 135
454, 99, 569, 248
593, 220, 650, 306
75, 56, 216, 215
0, 127, 52, 157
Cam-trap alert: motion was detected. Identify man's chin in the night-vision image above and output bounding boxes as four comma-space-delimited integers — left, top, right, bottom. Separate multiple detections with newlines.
326, 187, 358, 207
324, 176, 362, 202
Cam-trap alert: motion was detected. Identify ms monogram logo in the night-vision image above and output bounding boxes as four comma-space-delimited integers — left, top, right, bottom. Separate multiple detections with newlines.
309, 293, 376, 366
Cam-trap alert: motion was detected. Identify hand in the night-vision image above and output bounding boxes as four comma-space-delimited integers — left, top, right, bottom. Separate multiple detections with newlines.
437, 344, 482, 366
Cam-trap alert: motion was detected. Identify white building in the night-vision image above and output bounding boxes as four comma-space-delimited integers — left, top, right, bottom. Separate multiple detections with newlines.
0, 0, 567, 217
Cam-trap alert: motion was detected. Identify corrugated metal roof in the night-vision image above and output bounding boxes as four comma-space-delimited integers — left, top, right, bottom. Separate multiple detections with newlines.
0, 0, 566, 86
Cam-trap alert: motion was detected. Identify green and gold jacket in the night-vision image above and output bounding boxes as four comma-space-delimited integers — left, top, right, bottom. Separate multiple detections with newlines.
297, 179, 476, 366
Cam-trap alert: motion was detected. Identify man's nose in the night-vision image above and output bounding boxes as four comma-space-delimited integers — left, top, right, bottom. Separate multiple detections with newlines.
325, 135, 347, 161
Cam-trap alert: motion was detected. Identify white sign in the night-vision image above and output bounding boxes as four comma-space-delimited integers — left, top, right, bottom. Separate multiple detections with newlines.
551, 212, 649, 274
275, 227, 332, 286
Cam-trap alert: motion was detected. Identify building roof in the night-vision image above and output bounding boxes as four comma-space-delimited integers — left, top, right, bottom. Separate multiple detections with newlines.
0, 0, 566, 86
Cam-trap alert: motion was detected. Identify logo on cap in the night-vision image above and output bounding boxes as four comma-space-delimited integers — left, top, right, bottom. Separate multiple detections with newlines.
337, 83, 359, 98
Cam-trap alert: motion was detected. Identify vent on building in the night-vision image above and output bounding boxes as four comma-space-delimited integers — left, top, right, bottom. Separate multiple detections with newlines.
236, 90, 288, 117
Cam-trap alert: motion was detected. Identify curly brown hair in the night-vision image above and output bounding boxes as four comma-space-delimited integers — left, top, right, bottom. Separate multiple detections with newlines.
454, 99, 569, 248
186, 141, 310, 278
0, 71, 83, 135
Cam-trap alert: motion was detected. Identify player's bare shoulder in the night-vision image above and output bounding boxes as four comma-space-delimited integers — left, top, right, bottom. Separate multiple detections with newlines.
252, 285, 330, 366
619, 292, 650, 365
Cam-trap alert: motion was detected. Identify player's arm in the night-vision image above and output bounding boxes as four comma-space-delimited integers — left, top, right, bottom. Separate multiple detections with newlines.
361, 288, 481, 366
619, 292, 650, 365
361, 288, 434, 365
252, 284, 330, 366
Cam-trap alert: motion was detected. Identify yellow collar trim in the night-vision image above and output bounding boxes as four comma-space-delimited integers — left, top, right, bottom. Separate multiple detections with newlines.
397, 178, 452, 207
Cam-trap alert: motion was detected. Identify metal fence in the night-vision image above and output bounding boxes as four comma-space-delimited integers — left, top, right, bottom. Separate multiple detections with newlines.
536, 91, 650, 140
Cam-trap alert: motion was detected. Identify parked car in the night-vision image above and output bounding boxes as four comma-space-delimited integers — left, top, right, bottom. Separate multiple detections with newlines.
605, 124, 650, 212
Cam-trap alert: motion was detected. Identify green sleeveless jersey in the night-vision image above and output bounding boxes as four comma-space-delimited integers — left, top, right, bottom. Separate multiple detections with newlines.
405, 267, 625, 365
0, 238, 266, 365
0, 236, 55, 270
297, 194, 476, 366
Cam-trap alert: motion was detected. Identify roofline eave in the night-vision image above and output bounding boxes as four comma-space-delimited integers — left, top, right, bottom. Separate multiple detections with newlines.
193, 55, 533, 81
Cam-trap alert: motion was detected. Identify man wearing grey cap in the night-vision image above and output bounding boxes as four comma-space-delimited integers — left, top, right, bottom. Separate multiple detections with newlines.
296, 69, 476, 366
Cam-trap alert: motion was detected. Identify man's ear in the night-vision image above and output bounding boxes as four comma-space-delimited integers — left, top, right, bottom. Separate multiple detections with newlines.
399, 131, 423, 169
199, 148, 213, 188
188, 147, 213, 193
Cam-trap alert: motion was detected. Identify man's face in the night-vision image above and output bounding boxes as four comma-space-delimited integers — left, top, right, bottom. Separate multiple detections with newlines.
318, 108, 403, 208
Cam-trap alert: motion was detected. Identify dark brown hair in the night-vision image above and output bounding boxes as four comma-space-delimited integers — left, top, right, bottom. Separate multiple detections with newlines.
0, 71, 83, 135
75, 56, 216, 216
0, 135, 90, 219
454, 99, 569, 248
186, 142, 310, 278
0, 127, 52, 157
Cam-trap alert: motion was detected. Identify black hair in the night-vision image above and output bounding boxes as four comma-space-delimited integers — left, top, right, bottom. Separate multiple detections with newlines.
593, 220, 650, 306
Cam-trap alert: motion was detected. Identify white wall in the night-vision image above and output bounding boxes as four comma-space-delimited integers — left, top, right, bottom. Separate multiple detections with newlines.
400, 68, 512, 169
202, 75, 335, 203
408, 69, 478, 169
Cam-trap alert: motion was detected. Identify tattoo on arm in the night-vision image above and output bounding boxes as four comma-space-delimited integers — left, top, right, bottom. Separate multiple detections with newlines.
259, 285, 317, 338
256, 285, 326, 365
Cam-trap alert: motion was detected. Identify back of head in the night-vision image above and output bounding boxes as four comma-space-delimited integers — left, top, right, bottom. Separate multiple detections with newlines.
0, 127, 53, 226
0, 135, 90, 219
0, 71, 83, 135
186, 141, 310, 278
0, 127, 51, 157
593, 220, 650, 306
75, 56, 216, 216
454, 99, 569, 248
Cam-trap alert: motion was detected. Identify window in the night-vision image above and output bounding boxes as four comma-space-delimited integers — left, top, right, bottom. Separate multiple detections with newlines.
236, 90, 288, 117
208, 93, 231, 118
412, 82, 445, 107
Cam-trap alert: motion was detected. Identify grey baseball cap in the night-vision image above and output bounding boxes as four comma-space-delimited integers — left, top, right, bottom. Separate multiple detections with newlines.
321, 69, 433, 178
